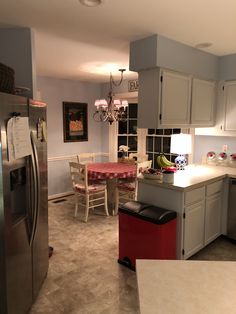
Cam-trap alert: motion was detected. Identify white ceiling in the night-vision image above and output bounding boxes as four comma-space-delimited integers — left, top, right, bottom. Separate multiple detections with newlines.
0, 0, 236, 83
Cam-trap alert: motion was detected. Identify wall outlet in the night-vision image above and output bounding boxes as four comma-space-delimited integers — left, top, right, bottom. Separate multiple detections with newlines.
223, 144, 228, 152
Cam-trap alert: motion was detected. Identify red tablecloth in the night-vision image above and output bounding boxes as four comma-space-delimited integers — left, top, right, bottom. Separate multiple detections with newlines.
87, 162, 136, 180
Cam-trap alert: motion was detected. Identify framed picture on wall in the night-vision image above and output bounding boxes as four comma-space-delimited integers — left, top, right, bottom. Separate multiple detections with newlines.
63, 102, 88, 142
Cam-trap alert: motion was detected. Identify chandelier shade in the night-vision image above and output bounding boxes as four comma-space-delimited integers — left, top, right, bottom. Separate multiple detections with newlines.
93, 69, 128, 125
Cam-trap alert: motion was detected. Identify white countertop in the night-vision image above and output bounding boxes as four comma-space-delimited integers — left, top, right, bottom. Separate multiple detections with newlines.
136, 259, 236, 314
139, 164, 236, 191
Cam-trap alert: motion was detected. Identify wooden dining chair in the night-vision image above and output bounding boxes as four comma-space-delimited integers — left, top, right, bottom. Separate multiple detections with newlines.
114, 160, 152, 214
94, 152, 109, 163
77, 153, 95, 164
69, 162, 109, 222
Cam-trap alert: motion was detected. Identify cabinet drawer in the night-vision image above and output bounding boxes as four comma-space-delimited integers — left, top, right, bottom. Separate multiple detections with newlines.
185, 187, 205, 205
206, 180, 223, 196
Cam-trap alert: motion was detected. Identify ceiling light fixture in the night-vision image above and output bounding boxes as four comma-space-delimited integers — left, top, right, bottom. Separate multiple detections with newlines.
79, 0, 102, 7
93, 69, 128, 125
195, 42, 213, 49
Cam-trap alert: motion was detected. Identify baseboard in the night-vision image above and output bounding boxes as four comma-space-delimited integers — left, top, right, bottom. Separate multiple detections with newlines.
48, 191, 74, 201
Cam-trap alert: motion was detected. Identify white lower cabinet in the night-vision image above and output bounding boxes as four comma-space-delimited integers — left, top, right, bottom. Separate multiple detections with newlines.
184, 201, 205, 259
183, 180, 223, 259
205, 192, 222, 245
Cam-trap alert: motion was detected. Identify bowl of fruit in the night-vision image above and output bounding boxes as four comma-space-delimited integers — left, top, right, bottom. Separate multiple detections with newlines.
142, 168, 163, 180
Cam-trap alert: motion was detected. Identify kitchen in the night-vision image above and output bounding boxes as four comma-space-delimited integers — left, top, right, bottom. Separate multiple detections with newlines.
1, 1, 236, 313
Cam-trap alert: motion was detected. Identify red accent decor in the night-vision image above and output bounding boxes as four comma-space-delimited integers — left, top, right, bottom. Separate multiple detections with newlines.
87, 162, 136, 180
118, 212, 176, 270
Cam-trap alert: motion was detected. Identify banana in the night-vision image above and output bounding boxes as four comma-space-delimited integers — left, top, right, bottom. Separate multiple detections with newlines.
157, 155, 164, 168
157, 154, 175, 168
161, 155, 175, 167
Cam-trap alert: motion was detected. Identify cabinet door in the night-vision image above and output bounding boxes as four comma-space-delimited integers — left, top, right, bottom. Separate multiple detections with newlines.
205, 193, 222, 245
184, 201, 205, 259
224, 82, 236, 131
191, 79, 215, 126
160, 71, 191, 126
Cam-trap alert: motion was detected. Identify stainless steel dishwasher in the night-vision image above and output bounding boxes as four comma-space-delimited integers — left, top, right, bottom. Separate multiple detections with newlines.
227, 178, 236, 240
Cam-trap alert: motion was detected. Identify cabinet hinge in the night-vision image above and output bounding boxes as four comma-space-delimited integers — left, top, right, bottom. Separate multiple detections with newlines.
160, 76, 163, 82
159, 114, 162, 120
183, 213, 186, 219
182, 249, 185, 255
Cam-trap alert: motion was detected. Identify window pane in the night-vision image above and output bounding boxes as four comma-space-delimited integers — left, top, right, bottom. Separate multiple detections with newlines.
148, 129, 155, 135
156, 129, 164, 135
154, 137, 162, 153
154, 153, 159, 169
129, 120, 137, 134
128, 136, 138, 151
164, 129, 172, 135
163, 137, 171, 153
129, 103, 138, 119
118, 121, 127, 134
118, 136, 127, 149
171, 154, 178, 163
148, 153, 154, 166
173, 128, 181, 134
146, 136, 153, 152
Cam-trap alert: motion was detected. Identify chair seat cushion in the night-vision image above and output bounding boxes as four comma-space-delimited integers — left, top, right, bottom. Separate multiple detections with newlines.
117, 182, 135, 192
74, 183, 106, 193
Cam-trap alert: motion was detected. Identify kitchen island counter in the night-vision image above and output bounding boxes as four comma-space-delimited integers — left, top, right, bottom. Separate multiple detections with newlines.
139, 164, 236, 191
137, 259, 236, 314
137, 165, 233, 259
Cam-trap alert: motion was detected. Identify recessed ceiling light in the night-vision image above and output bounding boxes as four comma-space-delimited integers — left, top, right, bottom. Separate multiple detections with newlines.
195, 42, 213, 49
79, 0, 103, 7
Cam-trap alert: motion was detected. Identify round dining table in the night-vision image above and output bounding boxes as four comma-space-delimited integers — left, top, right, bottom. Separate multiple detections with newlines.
87, 162, 137, 215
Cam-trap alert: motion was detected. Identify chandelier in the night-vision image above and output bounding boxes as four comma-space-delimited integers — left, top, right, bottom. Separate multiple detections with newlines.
93, 69, 128, 125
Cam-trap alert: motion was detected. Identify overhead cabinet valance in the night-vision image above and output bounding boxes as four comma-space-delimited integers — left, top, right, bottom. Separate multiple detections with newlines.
130, 34, 218, 81
130, 34, 236, 81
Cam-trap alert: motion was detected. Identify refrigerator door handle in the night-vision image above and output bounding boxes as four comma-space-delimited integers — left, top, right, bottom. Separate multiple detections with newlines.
29, 131, 40, 246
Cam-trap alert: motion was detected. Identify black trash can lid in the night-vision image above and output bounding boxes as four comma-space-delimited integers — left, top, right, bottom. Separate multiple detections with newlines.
119, 201, 151, 214
139, 206, 177, 225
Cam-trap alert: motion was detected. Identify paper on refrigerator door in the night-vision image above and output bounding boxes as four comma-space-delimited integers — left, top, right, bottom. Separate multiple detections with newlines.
7, 117, 32, 161
7, 117, 14, 162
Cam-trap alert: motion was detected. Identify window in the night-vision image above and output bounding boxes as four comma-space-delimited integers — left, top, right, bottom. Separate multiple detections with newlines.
117, 103, 138, 158
146, 128, 181, 169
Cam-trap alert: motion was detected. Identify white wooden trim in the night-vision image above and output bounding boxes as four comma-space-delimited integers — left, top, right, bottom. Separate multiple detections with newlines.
115, 91, 138, 100
48, 152, 109, 162
48, 191, 74, 200
109, 123, 118, 162
48, 154, 77, 162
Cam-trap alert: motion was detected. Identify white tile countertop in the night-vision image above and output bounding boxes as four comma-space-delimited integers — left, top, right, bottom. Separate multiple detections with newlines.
139, 164, 236, 191
136, 259, 236, 314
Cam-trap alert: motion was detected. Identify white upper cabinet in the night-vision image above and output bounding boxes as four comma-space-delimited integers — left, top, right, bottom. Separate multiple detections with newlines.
195, 81, 236, 136
138, 68, 216, 129
160, 71, 191, 126
224, 81, 236, 131
191, 78, 215, 126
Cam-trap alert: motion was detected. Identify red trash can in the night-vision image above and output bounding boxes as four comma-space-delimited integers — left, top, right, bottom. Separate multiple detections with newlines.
118, 201, 177, 270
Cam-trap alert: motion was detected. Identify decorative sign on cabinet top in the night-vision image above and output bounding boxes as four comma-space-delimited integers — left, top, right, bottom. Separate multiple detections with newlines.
128, 79, 139, 92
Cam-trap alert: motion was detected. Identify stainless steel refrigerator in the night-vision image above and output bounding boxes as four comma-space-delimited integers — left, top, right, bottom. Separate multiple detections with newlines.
0, 92, 48, 314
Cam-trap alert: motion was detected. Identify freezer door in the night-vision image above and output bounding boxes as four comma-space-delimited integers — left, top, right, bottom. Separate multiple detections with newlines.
28, 99, 48, 300
0, 93, 32, 314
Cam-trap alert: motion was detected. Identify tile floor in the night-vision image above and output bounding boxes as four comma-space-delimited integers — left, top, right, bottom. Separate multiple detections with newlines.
30, 196, 236, 314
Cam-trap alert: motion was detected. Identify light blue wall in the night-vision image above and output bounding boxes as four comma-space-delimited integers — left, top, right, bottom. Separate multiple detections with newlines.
219, 54, 236, 81
37, 76, 105, 196
194, 135, 236, 163
37, 76, 104, 157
